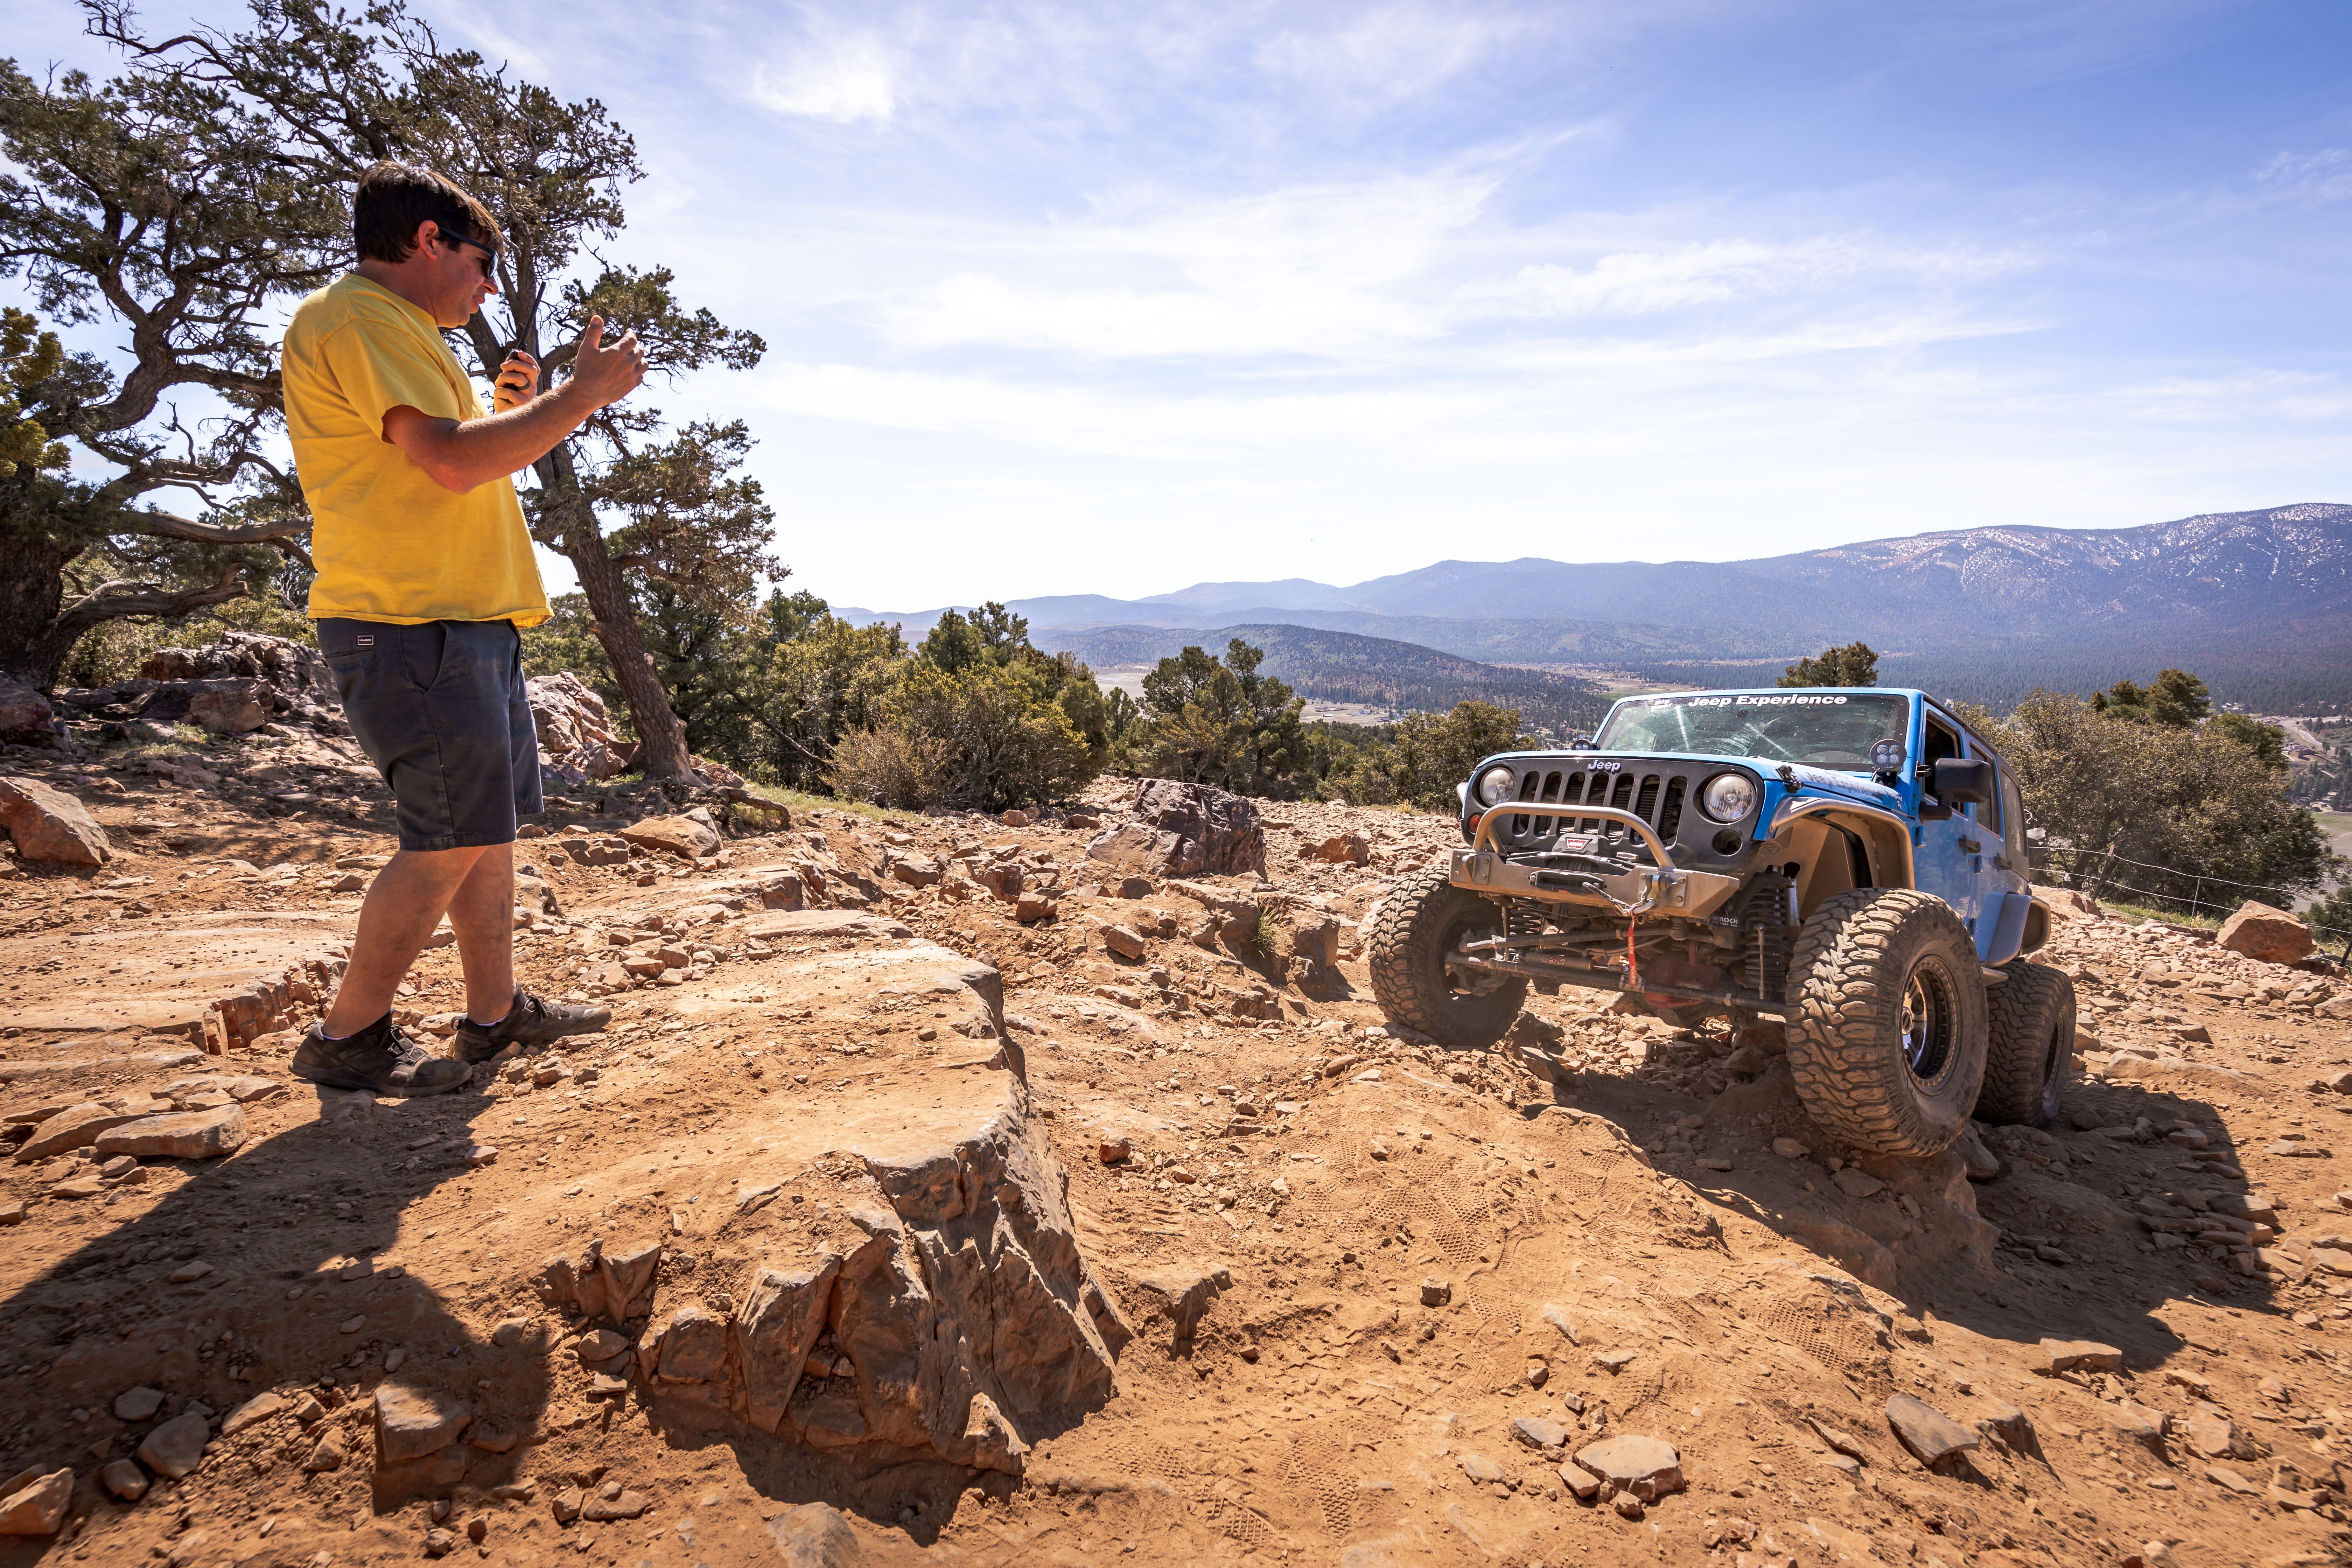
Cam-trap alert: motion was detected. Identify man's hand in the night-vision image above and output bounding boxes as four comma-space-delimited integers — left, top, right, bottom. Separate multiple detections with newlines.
383, 315, 650, 494
569, 315, 647, 410
491, 349, 540, 413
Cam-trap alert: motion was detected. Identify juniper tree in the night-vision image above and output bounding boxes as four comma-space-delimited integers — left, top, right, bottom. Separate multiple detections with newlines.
1778, 640, 1879, 688
2, 0, 775, 780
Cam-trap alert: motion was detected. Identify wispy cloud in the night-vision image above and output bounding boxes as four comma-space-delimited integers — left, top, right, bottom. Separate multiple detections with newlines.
2254, 148, 2352, 205
10, 0, 2344, 611
751, 32, 897, 123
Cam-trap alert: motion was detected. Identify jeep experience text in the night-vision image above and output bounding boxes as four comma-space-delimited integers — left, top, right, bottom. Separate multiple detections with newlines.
1365, 687, 2076, 1158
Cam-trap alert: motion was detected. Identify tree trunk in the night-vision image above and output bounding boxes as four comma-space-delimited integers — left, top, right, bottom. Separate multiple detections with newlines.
554, 491, 694, 782
0, 530, 84, 690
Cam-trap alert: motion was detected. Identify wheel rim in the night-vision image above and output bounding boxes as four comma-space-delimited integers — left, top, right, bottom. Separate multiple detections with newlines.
1899, 957, 1959, 1087
1438, 912, 1503, 998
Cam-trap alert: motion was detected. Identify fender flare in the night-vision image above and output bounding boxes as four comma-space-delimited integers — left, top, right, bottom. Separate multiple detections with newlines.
1984, 891, 2050, 966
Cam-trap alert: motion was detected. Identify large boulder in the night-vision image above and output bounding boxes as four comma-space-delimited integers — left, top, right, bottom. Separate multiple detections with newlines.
1086, 780, 1264, 878
621, 814, 722, 860
0, 776, 111, 866
0, 681, 62, 750
2031, 884, 2101, 919
527, 672, 630, 784
2217, 900, 2316, 967
182, 680, 271, 735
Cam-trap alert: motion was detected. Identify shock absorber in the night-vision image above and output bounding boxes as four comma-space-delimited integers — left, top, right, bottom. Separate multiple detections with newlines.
1505, 899, 1548, 942
1737, 872, 1798, 1003
1754, 922, 1791, 1005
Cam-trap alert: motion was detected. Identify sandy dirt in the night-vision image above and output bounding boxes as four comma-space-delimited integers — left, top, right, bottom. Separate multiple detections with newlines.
4, 743, 2352, 1568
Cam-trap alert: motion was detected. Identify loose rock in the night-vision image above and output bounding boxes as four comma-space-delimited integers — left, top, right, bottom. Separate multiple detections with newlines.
767, 1501, 865, 1566
0, 1469, 71, 1536
99, 1459, 149, 1500
1884, 1395, 1980, 1469
1513, 1416, 1568, 1450
222, 1391, 286, 1435
0, 776, 111, 866
136, 1410, 211, 1479
301, 1426, 346, 1473
375, 1382, 471, 1462
94, 1104, 248, 1160
1572, 1435, 1685, 1501
2035, 1338, 2124, 1375
14, 1103, 149, 1164
114, 1386, 163, 1422
620, 816, 722, 861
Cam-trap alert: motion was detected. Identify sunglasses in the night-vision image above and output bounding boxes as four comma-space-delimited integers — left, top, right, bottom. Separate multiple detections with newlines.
435, 226, 497, 277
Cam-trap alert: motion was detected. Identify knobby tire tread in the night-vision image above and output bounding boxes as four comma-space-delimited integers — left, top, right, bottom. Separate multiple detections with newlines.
1978, 961, 2074, 1127
1367, 862, 1525, 1048
1785, 887, 1988, 1158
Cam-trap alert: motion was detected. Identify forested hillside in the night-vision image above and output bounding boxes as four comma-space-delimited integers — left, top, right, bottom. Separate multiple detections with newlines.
1047, 622, 1608, 738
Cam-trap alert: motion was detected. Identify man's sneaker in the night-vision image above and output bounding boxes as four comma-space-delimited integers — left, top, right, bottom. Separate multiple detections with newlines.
454, 988, 612, 1065
290, 1015, 470, 1098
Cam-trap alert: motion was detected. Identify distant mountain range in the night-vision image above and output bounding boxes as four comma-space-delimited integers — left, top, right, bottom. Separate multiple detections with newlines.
840, 504, 2352, 714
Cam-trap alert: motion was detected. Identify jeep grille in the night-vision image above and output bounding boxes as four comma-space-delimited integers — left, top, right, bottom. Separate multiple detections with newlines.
1498, 763, 1696, 857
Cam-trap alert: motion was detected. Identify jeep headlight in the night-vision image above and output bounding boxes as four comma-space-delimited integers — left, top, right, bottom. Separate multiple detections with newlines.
1474, 765, 1516, 807
1699, 772, 1756, 823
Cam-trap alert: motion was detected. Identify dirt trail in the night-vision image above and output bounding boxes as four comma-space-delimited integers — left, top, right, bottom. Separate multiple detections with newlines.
3, 747, 2351, 1568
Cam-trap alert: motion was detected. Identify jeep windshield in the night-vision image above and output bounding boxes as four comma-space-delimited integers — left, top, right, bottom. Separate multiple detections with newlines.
1593, 692, 1908, 771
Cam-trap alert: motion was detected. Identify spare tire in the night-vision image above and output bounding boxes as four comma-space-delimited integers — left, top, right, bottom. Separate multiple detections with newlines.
1976, 961, 2074, 1128
1785, 888, 1988, 1157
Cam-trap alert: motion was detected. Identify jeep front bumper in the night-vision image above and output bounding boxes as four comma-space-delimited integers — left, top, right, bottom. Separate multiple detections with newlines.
1451, 803, 1741, 919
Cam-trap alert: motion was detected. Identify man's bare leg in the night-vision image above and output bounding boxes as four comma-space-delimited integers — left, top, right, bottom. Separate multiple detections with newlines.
322, 844, 496, 1037
444, 841, 517, 1024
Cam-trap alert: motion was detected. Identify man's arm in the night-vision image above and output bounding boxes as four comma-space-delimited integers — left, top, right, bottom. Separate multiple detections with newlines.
383, 316, 647, 494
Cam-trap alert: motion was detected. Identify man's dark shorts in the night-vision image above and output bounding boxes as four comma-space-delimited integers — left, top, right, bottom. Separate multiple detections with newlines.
317, 618, 540, 852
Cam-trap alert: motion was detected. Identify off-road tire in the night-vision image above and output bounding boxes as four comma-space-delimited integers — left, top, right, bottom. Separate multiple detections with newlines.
1976, 961, 2074, 1128
1368, 862, 1526, 1048
1785, 888, 1989, 1157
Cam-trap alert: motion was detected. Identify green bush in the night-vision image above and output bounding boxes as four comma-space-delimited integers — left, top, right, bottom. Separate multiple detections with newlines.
1986, 690, 2338, 912
824, 721, 950, 810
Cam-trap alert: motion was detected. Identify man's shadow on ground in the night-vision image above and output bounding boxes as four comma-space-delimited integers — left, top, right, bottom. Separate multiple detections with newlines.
0, 1071, 549, 1561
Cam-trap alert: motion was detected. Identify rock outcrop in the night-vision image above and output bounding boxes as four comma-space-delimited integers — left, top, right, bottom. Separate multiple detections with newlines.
527, 672, 632, 786
1087, 780, 1265, 878
530, 917, 1120, 1475
52, 630, 343, 737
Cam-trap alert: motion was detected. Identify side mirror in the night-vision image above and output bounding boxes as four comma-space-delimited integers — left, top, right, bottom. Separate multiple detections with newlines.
1931, 757, 1995, 805
2025, 826, 2046, 844
1569, 734, 1596, 751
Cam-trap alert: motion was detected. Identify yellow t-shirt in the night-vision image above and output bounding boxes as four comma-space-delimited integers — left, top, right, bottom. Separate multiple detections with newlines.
283, 274, 549, 626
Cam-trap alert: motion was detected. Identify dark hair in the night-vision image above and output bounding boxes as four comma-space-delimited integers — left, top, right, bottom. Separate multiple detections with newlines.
353, 161, 503, 264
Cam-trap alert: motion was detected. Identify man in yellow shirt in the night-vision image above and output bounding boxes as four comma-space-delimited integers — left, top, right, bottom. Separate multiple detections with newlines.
281, 161, 646, 1096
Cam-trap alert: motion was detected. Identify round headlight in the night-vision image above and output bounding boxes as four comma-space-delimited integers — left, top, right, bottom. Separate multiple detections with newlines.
1475, 765, 1516, 807
1699, 772, 1756, 823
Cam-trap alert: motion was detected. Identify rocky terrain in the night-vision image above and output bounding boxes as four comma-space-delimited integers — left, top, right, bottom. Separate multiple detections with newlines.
4, 707, 2352, 1566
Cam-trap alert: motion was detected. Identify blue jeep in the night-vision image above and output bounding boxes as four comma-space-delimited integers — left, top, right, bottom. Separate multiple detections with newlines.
1365, 687, 2074, 1157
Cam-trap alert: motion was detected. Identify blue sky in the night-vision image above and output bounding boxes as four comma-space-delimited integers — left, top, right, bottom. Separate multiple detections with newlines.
14, 0, 2352, 610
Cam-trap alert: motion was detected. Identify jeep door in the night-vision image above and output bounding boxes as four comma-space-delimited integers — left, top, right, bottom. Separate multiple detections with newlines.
1913, 705, 1997, 951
